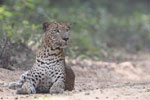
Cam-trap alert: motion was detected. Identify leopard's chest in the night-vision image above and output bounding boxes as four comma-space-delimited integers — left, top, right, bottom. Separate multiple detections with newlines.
33, 58, 65, 93
32, 48, 65, 93
35, 57, 64, 70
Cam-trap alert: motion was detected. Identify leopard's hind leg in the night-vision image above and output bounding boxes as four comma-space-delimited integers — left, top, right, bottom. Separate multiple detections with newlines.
4, 71, 29, 90
16, 70, 40, 94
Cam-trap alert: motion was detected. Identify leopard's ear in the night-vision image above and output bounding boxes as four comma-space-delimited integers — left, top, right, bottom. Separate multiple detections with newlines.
66, 22, 72, 30
43, 22, 49, 32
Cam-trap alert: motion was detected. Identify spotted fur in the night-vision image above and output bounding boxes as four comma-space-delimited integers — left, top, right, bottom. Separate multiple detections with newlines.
5, 22, 72, 94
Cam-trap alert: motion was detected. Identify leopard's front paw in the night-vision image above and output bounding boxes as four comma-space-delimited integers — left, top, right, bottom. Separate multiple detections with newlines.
16, 82, 36, 94
16, 87, 36, 94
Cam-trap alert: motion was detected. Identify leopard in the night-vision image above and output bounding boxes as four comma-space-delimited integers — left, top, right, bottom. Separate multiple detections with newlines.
4, 21, 75, 94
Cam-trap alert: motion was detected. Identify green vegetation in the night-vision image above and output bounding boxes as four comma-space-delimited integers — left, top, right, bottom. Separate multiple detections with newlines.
0, 0, 150, 60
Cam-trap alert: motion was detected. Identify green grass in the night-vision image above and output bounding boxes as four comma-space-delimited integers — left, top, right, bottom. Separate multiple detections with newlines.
0, 0, 150, 60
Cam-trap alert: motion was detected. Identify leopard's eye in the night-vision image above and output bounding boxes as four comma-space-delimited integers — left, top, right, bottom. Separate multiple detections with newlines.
54, 29, 59, 32
51, 29, 59, 34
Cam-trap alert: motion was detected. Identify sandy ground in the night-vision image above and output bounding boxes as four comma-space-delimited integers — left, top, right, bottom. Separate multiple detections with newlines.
1, 82, 150, 100
67, 83, 150, 100
0, 55, 150, 100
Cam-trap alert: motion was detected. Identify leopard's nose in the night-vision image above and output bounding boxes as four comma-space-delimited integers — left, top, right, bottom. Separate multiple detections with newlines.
63, 38, 69, 41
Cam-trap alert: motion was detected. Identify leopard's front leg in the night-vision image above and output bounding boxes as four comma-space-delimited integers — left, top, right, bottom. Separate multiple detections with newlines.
49, 78, 65, 94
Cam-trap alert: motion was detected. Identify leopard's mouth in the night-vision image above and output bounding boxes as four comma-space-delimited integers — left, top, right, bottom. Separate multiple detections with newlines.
54, 41, 68, 49
60, 41, 68, 48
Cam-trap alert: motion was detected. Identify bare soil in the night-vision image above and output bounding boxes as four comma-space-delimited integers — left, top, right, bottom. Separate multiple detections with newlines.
0, 53, 150, 100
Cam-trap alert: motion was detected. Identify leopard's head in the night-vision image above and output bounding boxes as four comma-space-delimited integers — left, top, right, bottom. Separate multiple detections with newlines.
42, 21, 72, 49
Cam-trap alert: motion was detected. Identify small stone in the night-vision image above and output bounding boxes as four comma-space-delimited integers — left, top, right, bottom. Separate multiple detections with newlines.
34, 96, 37, 98
79, 89, 82, 92
90, 88, 94, 91
85, 92, 90, 95
116, 95, 119, 97
15, 97, 18, 100
96, 87, 99, 89
96, 97, 99, 99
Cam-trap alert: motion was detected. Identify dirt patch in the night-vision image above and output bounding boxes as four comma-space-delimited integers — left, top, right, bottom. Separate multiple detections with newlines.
0, 57, 150, 99
69, 59, 150, 91
66, 84, 150, 100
